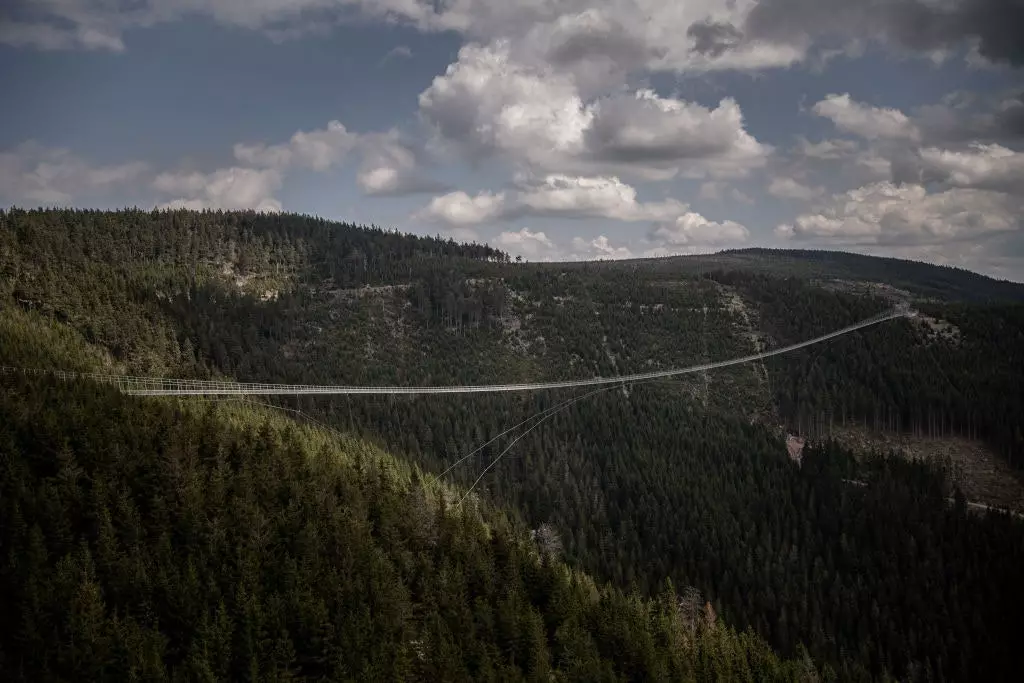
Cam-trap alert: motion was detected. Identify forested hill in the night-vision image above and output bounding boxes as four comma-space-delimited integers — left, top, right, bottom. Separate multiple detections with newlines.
0, 376, 822, 681
3, 208, 1024, 682
588, 247, 1024, 303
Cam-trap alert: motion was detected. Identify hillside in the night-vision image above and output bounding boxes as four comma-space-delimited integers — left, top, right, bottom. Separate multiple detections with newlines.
3, 208, 1024, 682
0, 376, 821, 681
589, 248, 1024, 304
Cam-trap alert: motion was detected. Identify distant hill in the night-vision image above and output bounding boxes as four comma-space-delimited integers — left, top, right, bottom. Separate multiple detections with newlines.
567, 248, 1024, 303
3, 208, 1023, 682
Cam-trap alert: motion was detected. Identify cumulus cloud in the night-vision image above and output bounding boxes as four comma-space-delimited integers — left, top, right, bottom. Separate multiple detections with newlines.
513, 174, 688, 221
793, 91, 1024, 191
153, 167, 283, 212
416, 190, 507, 226
918, 143, 1024, 193
583, 89, 770, 177
0, 142, 146, 205
233, 120, 357, 172
419, 42, 769, 180
776, 182, 1023, 246
418, 41, 593, 166
812, 93, 921, 141
569, 235, 635, 260
495, 228, 556, 259
415, 174, 692, 226
649, 213, 749, 247
356, 131, 447, 196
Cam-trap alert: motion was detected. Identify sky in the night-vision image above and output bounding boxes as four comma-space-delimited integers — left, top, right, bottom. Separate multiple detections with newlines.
1, 1, 1023, 280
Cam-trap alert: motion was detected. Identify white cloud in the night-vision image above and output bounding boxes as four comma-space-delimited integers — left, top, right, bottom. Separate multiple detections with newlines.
418, 41, 592, 166
415, 174, 692, 226
514, 174, 688, 221
583, 89, 770, 178
768, 176, 823, 200
416, 190, 507, 226
794, 136, 861, 160
355, 131, 446, 196
855, 151, 894, 180
0, 142, 146, 205
153, 167, 283, 212
650, 212, 749, 246
495, 228, 556, 259
418, 42, 769, 181
776, 181, 1023, 246
918, 143, 1024, 193
812, 93, 921, 141
233, 120, 356, 171
570, 235, 635, 260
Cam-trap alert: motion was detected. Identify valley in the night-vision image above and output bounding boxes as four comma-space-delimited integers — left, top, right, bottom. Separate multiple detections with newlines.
2, 208, 1023, 682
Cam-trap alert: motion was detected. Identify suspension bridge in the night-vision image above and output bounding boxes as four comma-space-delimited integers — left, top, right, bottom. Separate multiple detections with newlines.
0, 307, 913, 396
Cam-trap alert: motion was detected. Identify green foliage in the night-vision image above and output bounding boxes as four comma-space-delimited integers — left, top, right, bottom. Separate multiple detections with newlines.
0, 378, 814, 682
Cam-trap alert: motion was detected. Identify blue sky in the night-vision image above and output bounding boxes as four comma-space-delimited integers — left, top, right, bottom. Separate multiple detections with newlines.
1, 0, 1022, 279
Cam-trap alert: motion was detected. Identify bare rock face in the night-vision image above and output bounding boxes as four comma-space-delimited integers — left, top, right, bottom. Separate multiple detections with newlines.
786, 434, 806, 466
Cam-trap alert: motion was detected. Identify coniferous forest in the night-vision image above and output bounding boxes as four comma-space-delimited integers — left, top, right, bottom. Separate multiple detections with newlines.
2, 208, 1024, 682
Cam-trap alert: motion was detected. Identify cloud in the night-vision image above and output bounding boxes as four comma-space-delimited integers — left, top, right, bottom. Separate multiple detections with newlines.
570, 235, 635, 260
380, 45, 412, 65
776, 181, 1023, 246
153, 167, 283, 212
743, 0, 1024, 67
8, 0, 1022, 78
418, 41, 592, 167
918, 143, 1024, 193
513, 174, 688, 221
794, 136, 862, 160
415, 190, 507, 226
791, 91, 1024, 192
687, 19, 744, 58
0, 0, 347, 51
233, 120, 357, 172
583, 89, 770, 177
0, 21, 125, 51
356, 131, 447, 196
649, 213, 750, 246
415, 174, 692, 226
768, 177, 824, 200
495, 228, 556, 259
913, 90, 1024, 144
0, 142, 146, 205
418, 42, 769, 180
812, 94, 921, 141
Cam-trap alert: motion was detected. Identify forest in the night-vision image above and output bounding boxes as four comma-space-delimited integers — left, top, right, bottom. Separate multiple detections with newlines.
2, 208, 1024, 682
0, 376, 819, 681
